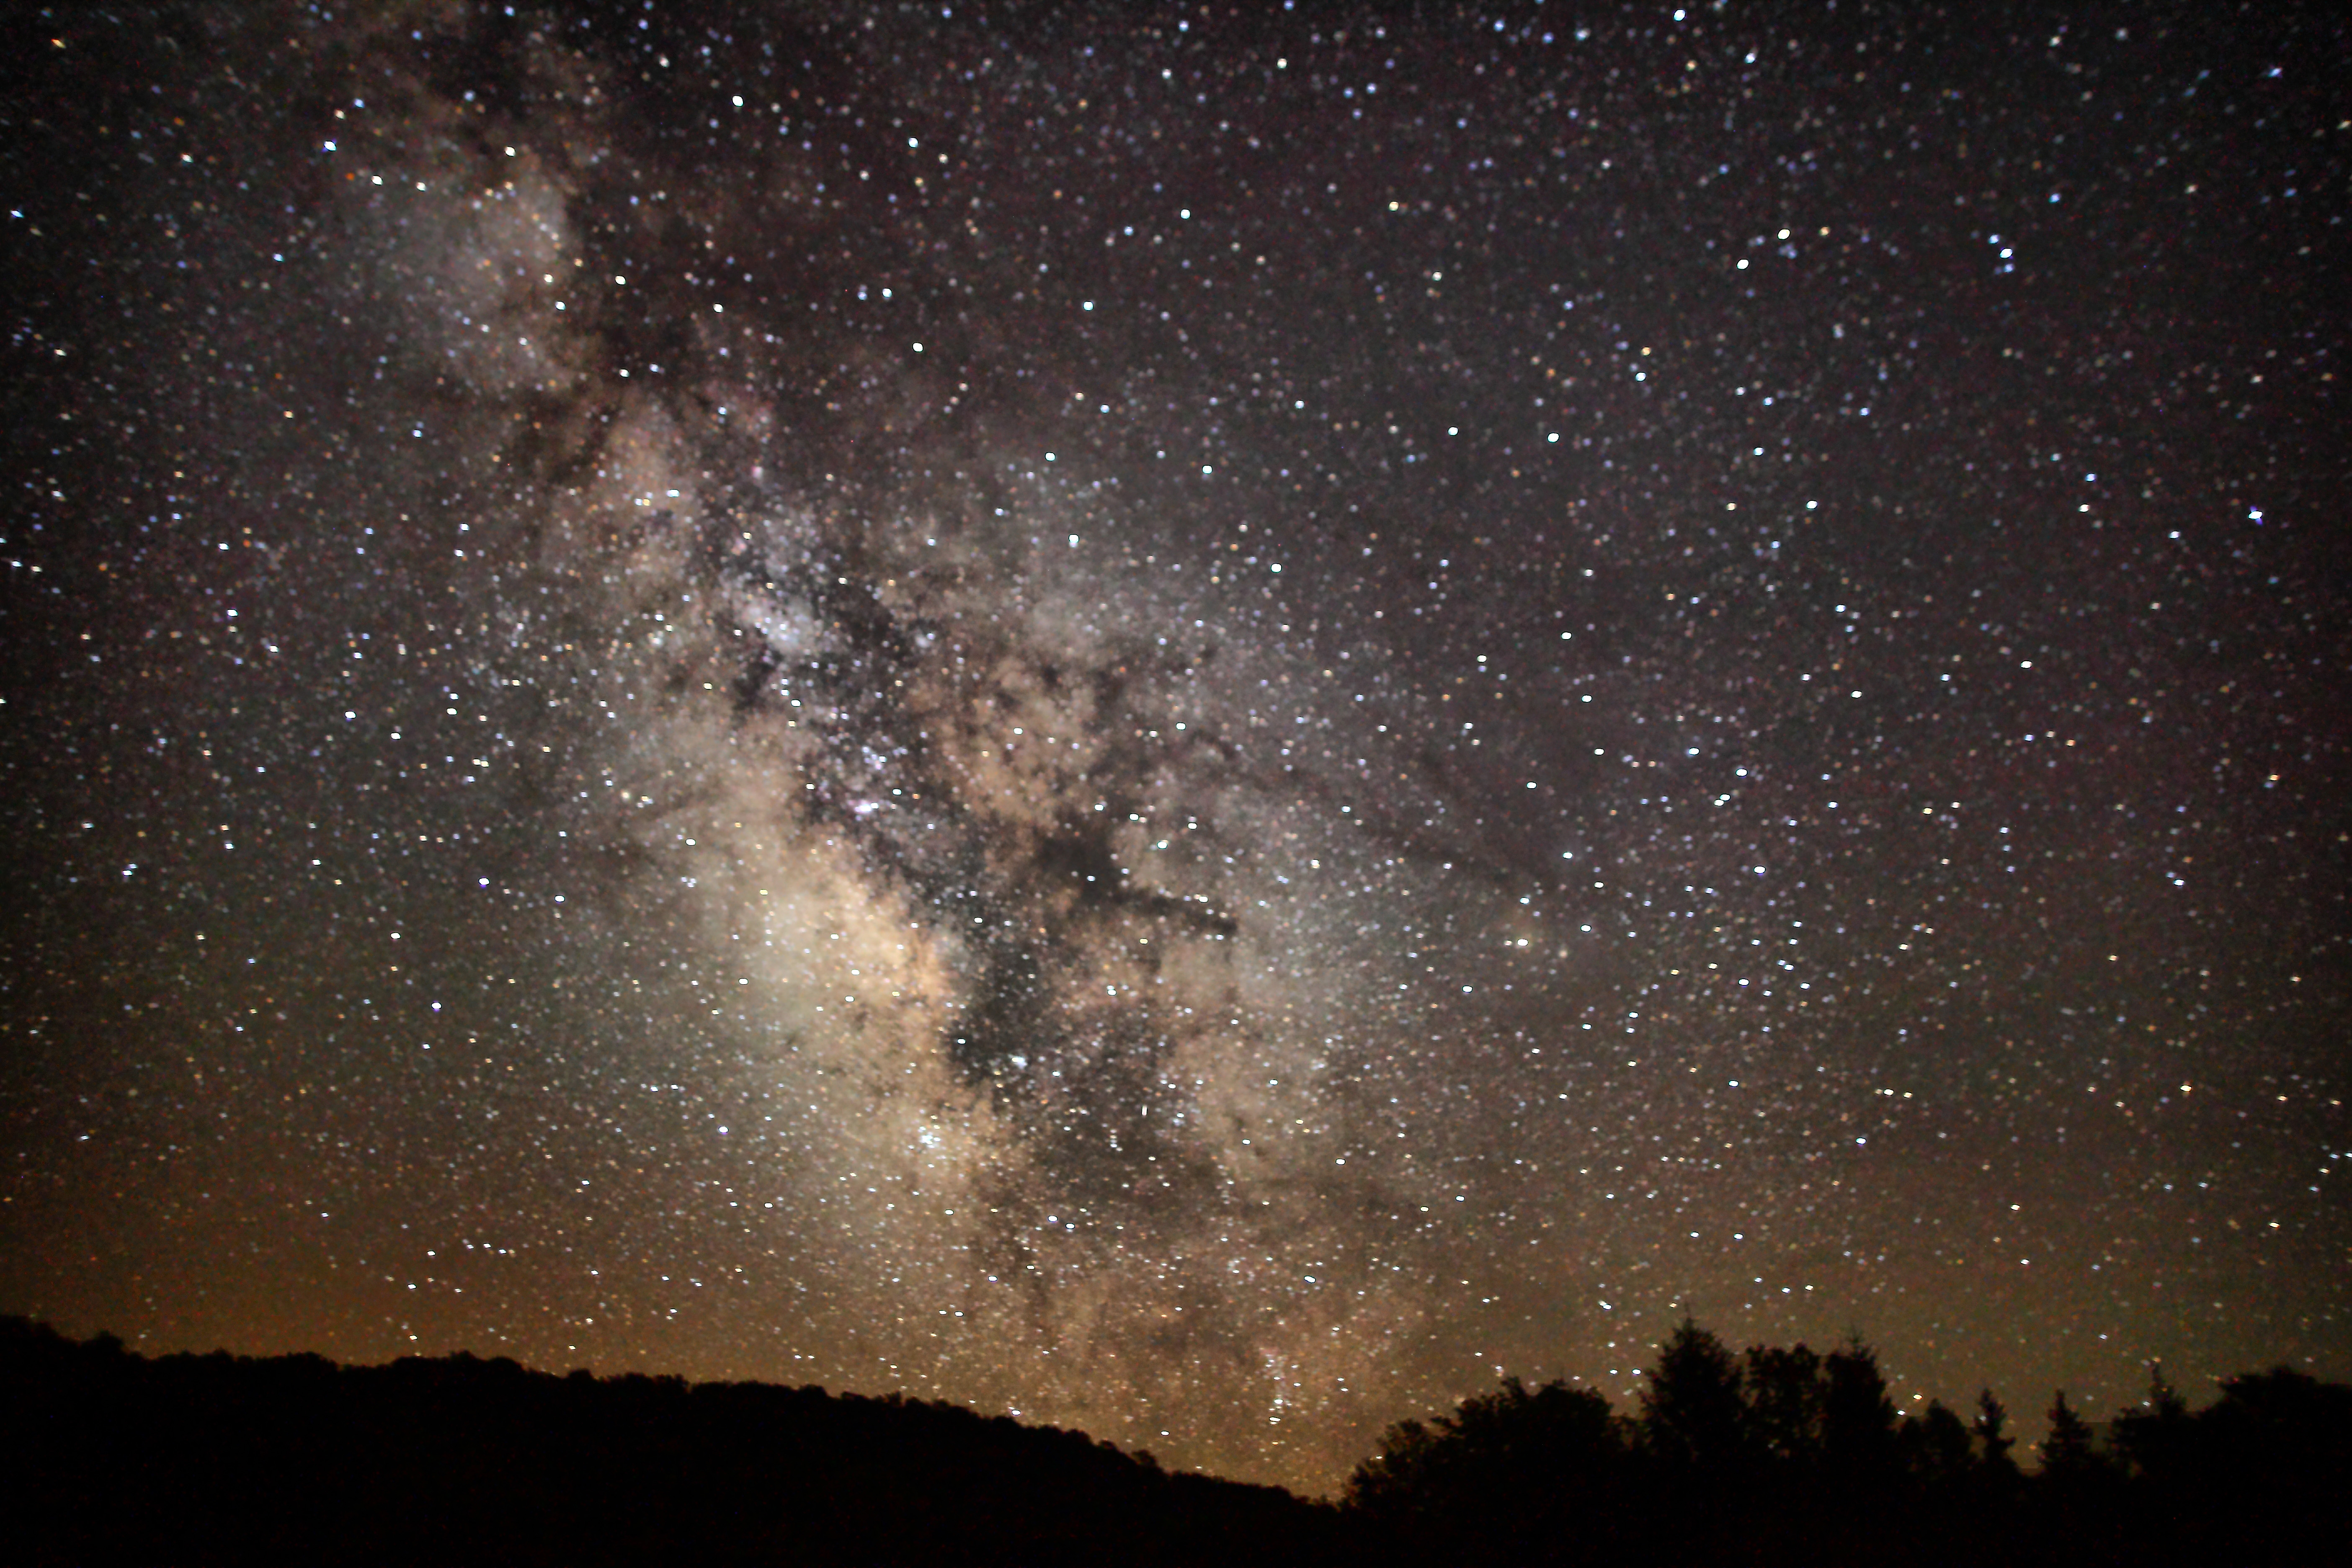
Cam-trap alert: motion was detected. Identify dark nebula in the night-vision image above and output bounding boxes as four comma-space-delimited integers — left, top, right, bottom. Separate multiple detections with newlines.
3, 2, 2345, 1493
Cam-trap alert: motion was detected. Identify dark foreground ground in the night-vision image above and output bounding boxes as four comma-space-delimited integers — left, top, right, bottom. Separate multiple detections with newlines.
8, 1317, 2347, 1565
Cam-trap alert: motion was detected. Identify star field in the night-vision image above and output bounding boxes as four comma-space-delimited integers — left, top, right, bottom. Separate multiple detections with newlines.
2, 1, 2346, 1494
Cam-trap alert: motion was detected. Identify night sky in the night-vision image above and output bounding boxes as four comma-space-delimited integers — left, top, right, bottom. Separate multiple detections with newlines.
3, 1, 2346, 1494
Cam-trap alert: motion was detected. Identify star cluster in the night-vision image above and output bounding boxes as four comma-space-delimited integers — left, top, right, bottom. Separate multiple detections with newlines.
3, 2, 2345, 1493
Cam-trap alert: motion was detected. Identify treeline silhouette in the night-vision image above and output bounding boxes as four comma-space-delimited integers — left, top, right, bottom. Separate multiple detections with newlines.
1344, 1318, 2348, 1565
5, 1314, 2344, 1565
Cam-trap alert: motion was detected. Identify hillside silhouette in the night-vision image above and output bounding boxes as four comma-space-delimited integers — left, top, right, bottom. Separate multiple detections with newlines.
6, 1314, 2345, 1565
1, 1316, 1336, 1567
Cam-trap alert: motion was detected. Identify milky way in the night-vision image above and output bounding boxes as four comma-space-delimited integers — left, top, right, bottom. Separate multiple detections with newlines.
4, 3, 2346, 1492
